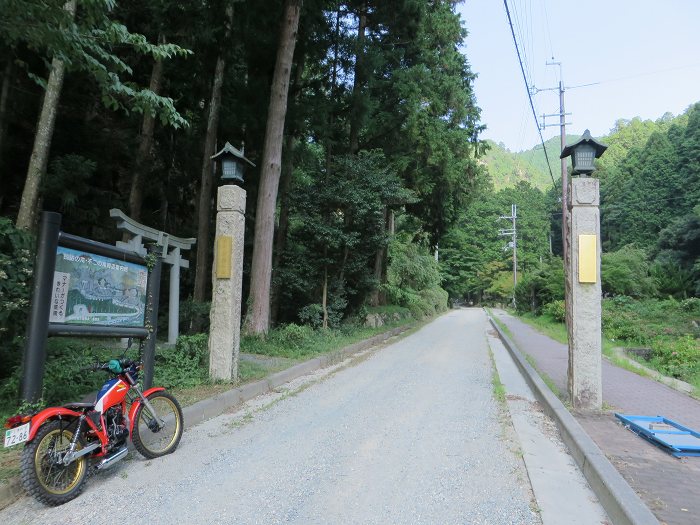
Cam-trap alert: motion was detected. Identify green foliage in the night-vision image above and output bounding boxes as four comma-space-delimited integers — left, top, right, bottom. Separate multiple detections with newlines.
680, 297, 700, 312
269, 324, 314, 349
600, 105, 700, 271
0, 338, 116, 416
0, 218, 34, 378
482, 136, 571, 191
385, 234, 448, 318
440, 181, 554, 305
542, 301, 566, 323
514, 258, 564, 313
279, 149, 412, 324
0, 0, 191, 127
179, 299, 211, 335
153, 334, 208, 389
651, 262, 695, 299
650, 336, 700, 381
601, 297, 699, 345
601, 246, 656, 298
242, 314, 413, 361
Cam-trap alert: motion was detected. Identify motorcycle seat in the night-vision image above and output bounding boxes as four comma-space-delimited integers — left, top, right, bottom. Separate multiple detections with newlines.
63, 402, 95, 410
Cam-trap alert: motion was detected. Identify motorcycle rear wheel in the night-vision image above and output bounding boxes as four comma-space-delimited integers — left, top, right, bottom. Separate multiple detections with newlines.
20, 420, 89, 506
132, 391, 183, 459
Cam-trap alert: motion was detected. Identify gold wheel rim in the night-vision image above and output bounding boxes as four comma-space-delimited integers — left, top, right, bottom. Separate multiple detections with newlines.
138, 397, 180, 454
34, 428, 85, 495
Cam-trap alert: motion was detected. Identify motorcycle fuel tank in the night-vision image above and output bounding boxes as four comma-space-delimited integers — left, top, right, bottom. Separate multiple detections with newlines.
94, 379, 129, 413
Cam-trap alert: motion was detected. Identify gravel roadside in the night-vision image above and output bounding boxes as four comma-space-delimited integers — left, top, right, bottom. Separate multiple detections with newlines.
1, 309, 539, 525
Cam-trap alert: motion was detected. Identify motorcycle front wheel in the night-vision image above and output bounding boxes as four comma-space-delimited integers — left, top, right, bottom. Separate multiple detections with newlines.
20, 420, 89, 506
132, 391, 183, 459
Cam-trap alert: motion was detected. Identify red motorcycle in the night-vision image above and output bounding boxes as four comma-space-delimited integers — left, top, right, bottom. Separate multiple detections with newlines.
3, 356, 183, 506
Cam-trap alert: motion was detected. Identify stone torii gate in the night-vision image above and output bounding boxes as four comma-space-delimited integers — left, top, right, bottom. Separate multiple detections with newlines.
110, 209, 196, 345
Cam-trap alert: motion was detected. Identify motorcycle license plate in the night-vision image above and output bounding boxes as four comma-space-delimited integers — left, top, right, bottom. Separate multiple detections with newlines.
4, 423, 30, 448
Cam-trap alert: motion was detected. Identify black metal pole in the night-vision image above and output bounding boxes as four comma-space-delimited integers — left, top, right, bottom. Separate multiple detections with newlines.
20, 212, 61, 403
142, 250, 162, 389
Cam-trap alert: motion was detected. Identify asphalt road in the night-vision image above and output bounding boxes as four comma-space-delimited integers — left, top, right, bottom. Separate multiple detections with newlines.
2, 309, 540, 525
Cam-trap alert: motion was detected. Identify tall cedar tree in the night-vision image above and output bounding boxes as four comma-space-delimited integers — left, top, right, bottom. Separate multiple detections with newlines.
245, 0, 302, 334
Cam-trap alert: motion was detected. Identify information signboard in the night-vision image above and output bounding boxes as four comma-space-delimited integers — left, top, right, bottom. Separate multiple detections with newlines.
50, 246, 148, 327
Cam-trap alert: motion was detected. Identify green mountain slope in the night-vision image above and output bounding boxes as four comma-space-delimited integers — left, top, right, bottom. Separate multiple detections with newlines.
482, 135, 580, 191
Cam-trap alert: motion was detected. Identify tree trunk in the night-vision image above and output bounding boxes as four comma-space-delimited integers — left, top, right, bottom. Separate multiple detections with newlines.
128, 35, 165, 223
349, 3, 366, 155
245, 0, 301, 335
0, 60, 13, 208
270, 133, 296, 325
192, 6, 233, 303
369, 206, 389, 306
270, 47, 305, 326
322, 264, 328, 329
16, 0, 76, 231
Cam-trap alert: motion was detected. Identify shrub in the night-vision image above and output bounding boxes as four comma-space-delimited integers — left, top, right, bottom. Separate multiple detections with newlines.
270, 323, 314, 349
179, 299, 211, 334
650, 336, 700, 380
679, 297, 700, 313
601, 246, 655, 298
652, 262, 695, 299
542, 300, 566, 323
154, 334, 208, 389
601, 308, 643, 342
0, 218, 34, 379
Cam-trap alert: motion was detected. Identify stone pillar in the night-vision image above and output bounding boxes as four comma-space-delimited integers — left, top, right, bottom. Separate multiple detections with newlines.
168, 247, 181, 345
208, 185, 246, 381
567, 177, 602, 410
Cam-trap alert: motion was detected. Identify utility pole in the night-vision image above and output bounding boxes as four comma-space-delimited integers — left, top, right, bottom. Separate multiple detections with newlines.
533, 60, 573, 326
532, 60, 571, 258
499, 204, 517, 307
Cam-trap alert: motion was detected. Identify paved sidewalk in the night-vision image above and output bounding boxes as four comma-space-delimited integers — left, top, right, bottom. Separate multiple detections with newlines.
492, 309, 700, 525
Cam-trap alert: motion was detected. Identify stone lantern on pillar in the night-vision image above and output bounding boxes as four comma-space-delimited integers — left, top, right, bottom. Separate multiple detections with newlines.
560, 129, 607, 410
208, 142, 254, 381
211, 142, 255, 184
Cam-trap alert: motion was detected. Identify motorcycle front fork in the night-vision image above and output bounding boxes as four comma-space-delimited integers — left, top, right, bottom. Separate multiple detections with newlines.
130, 384, 163, 430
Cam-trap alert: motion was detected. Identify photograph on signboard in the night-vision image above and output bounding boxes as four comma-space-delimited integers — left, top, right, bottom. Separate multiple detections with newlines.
50, 246, 148, 327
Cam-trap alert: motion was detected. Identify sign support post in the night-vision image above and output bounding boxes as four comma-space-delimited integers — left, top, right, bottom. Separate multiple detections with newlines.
21, 212, 61, 403
143, 249, 162, 389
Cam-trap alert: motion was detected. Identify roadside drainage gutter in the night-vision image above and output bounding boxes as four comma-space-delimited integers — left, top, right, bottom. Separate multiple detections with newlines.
488, 314, 660, 525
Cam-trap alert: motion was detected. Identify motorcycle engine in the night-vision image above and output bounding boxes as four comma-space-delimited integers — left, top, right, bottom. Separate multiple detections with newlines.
104, 406, 129, 448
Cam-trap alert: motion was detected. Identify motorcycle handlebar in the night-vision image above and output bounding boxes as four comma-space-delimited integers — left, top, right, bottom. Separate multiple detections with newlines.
83, 359, 140, 373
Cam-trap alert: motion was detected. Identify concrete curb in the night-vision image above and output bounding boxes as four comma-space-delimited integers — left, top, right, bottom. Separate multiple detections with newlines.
488, 315, 660, 525
0, 324, 411, 510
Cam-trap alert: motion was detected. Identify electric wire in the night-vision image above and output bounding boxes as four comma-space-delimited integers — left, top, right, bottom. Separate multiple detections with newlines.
567, 62, 700, 90
503, 0, 557, 187
541, 0, 554, 61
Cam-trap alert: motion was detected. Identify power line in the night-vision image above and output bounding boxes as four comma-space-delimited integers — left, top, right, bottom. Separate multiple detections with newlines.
503, 0, 557, 188
566, 62, 700, 91
541, 0, 554, 61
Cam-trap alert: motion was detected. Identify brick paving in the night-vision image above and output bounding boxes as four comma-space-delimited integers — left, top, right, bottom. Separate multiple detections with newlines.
492, 309, 700, 525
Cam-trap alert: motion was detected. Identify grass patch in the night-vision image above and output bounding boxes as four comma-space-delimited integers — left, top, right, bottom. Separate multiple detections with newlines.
240, 317, 413, 360
522, 353, 566, 404
488, 351, 506, 404
518, 313, 568, 344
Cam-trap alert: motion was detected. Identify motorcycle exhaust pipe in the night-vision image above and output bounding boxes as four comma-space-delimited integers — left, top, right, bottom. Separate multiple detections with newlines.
96, 447, 128, 470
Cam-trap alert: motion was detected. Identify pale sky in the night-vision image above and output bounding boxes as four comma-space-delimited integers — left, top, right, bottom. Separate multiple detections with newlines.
457, 1, 700, 152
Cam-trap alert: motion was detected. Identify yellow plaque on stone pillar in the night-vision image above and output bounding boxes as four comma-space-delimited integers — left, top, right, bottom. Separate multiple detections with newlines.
578, 234, 597, 283
216, 236, 232, 279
